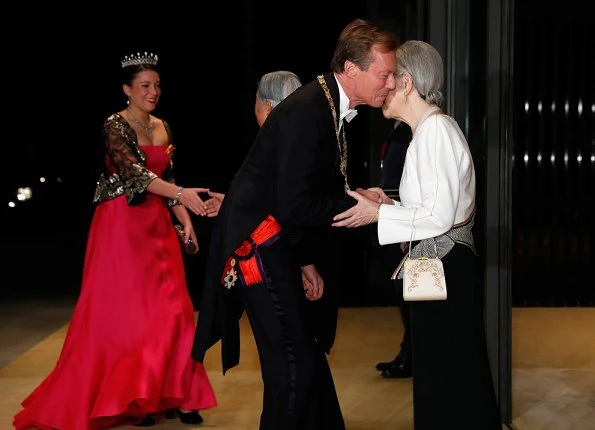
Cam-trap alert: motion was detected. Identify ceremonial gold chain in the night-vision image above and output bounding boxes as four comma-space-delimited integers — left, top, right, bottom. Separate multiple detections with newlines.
317, 75, 349, 191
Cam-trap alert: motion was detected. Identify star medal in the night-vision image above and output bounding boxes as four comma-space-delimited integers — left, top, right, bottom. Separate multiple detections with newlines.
223, 258, 238, 289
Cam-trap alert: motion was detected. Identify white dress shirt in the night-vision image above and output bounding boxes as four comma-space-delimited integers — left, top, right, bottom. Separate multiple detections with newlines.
377, 106, 476, 245
334, 74, 358, 129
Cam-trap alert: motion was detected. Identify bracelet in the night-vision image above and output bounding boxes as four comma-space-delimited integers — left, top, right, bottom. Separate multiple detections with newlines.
175, 186, 184, 202
376, 204, 382, 222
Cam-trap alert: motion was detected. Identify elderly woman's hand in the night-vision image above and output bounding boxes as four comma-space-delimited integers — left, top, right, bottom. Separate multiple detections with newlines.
332, 189, 381, 228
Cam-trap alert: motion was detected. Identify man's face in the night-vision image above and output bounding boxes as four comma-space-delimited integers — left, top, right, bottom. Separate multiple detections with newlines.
351, 46, 397, 108
254, 96, 271, 127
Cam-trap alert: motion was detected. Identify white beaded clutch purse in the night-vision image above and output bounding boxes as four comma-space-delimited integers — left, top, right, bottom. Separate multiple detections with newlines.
402, 257, 447, 301
392, 209, 447, 301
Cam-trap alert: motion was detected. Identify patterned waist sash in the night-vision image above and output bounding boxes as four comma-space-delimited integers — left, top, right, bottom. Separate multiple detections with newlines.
221, 215, 282, 289
396, 211, 476, 279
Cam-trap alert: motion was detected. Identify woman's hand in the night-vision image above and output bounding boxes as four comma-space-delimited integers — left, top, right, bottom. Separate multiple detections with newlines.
182, 223, 198, 246
332, 189, 380, 228
181, 222, 199, 254
178, 187, 209, 216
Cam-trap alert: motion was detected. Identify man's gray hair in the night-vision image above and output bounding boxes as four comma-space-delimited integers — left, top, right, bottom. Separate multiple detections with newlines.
256, 71, 302, 108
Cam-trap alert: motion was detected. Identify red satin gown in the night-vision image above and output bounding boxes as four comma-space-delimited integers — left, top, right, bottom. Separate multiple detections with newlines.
13, 145, 217, 430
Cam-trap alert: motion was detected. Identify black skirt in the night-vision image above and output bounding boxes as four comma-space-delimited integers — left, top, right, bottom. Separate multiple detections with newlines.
409, 243, 501, 429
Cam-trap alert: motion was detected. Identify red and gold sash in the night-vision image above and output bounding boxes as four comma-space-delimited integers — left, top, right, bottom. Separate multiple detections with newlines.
221, 215, 282, 289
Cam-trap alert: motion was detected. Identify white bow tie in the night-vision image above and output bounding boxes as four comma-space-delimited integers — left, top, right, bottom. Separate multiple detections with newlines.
341, 109, 358, 123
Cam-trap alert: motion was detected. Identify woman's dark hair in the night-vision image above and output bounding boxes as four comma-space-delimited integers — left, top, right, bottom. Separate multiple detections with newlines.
120, 64, 159, 86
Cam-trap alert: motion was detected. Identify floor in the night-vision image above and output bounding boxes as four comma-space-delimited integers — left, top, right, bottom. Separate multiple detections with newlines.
509, 308, 595, 430
0, 298, 593, 429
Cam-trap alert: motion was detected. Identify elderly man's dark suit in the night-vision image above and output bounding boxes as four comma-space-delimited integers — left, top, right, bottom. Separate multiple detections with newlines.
192, 72, 355, 430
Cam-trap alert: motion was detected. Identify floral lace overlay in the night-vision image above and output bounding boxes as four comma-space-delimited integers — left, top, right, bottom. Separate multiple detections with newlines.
93, 113, 179, 206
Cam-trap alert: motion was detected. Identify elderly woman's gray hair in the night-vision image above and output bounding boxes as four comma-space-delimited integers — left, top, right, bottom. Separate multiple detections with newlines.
396, 41, 444, 107
256, 71, 302, 108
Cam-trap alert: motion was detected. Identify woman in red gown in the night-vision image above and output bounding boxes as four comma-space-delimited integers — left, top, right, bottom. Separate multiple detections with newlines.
13, 53, 217, 429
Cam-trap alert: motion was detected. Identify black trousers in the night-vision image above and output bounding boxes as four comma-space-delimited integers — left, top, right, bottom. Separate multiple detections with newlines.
410, 244, 501, 429
240, 239, 345, 430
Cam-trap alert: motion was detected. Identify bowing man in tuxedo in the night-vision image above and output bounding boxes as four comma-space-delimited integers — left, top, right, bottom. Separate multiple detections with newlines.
192, 18, 398, 430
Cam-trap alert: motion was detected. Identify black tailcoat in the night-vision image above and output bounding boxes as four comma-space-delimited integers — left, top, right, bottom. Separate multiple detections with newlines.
192, 72, 355, 373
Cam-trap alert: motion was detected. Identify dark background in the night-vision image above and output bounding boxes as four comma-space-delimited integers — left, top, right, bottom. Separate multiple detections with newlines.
4, 4, 591, 425
1, 3, 401, 305
2, 2, 593, 308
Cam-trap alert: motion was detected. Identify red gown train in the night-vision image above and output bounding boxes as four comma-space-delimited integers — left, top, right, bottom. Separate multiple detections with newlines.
14, 145, 216, 429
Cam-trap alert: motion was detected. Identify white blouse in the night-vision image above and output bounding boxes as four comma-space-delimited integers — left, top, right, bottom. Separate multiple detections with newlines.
377, 106, 476, 245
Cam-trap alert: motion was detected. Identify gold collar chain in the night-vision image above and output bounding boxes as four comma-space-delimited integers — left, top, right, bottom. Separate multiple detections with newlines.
317, 75, 349, 191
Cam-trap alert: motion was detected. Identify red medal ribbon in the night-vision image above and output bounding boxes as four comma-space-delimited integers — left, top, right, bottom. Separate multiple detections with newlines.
221, 215, 281, 287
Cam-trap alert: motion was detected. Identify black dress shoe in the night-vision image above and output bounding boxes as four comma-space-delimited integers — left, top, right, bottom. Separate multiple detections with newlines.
375, 356, 401, 372
166, 408, 204, 425
381, 359, 412, 378
134, 415, 156, 427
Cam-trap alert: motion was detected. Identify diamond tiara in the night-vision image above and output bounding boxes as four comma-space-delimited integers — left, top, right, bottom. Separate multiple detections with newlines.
121, 52, 159, 68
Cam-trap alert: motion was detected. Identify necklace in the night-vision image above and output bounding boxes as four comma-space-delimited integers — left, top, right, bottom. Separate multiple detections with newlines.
127, 109, 154, 137
317, 75, 349, 191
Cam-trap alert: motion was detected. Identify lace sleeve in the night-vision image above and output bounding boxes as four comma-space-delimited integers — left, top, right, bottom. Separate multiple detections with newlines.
103, 119, 157, 205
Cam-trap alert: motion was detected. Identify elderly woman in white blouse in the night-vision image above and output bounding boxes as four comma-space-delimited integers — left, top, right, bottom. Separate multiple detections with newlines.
332, 40, 501, 430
